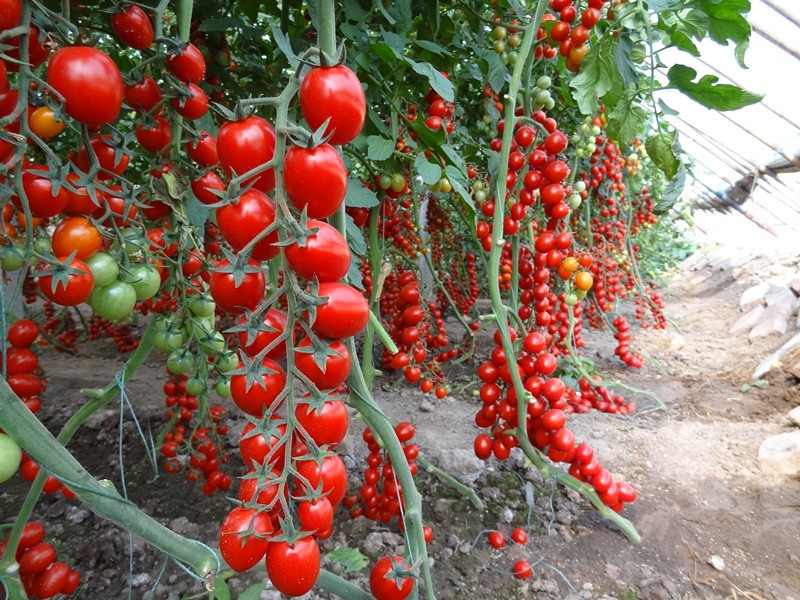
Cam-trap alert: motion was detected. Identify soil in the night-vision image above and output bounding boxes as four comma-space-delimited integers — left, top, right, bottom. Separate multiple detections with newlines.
3, 242, 800, 600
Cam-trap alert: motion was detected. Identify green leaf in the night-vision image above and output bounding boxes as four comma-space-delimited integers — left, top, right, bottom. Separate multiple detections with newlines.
647, 0, 680, 10
326, 547, 369, 573
679, 9, 709, 38
345, 179, 380, 208
658, 98, 680, 116
646, 132, 680, 180
444, 165, 475, 215
415, 40, 452, 56
485, 51, 507, 94
614, 36, 640, 87
369, 42, 399, 64
270, 22, 299, 68
238, 584, 265, 600
390, 0, 413, 35
345, 214, 368, 256
210, 577, 231, 600
342, 0, 368, 21
687, 0, 752, 65
367, 135, 395, 161
408, 61, 454, 102
570, 35, 624, 114
348, 253, 365, 290
667, 64, 763, 110
415, 153, 442, 185
381, 28, 407, 53
441, 144, 467, 173
670, 30, 701, 56
655, 164, 686, 213
735, 38, 750, 68
605, 88, 647, 147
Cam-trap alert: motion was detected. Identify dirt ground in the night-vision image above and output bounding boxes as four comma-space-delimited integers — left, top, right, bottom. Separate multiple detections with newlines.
2, 241, 800, 600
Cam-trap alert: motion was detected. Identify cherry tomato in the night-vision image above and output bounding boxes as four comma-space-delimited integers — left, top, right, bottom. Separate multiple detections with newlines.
51, 216, 101, 259
216, 189, 279, 261
313, 282, 369, 339
295, 454, 348, 507
111, 5, 154, 50
217, 115, 276, 193
299, 65, 366, 145
219, 507, 272, 572
285, 220, 350, 282
209, 258, 265, 313
230, 357, 286, 416
283, 143, 347, 218
294, 337, 351, 390
265, 536, 320, 597
294, 398, 349, 449
167, 43, 206, 83
38, 256, 94, 306
369, 555, 413, 600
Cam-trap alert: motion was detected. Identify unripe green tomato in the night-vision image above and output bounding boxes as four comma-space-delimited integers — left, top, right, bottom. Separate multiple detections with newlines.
492, 26, 507, 40
378, 175, 392, 190
471, 180, 484, 192
564, 292, 578, 306
189, 295, 216, 318
123, 264, 161, 300
535, 89, 550, 105
585, 143, 596, 154
112, 228, 148, 257
438, 178, 452, 194
575, 289, 588, 300
190, 314, 216, 338
592, 125, 602, 136
390, 174, 406, 193
0, 433, 22, 483
214, 378, 231, 398
186, 377, 207, 396
581, 123, 590, 134
33, 237, 51, 255
474, 190, 487, 203
544, 96, 555, 110
167, 348, 194, 375
1, 246, 25, 271
537, 75, 552, 89
91, 281, 137, 322
214, 350, 239, 374
199, 330, 225, 354
508, 33, 522, 48
507, 51, 518, 66
494, 40, 506, 54
84, 252, 120, 288
500, 51, 509, 65
575, 181, 587, 192
154, 324, 188, 353
568, 194, 582, 210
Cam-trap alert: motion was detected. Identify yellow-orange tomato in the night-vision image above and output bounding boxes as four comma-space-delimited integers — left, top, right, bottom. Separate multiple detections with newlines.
556, 264, 572, 280
575, 271, 594, 291
51, 216, 102, 259
561, 256, 580, 273
29, 106, 65, 139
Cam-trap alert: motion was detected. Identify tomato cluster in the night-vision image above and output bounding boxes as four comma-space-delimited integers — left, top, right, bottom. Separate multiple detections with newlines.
3, 319, 43, 413
0, 523, 80, 599
543, 0, 607, 72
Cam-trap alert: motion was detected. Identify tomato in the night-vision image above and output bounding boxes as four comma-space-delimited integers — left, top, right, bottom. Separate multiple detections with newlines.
191, 171, 225, 204
237, 308, 288, 359
171, 83, 208, 119
38, 256, 94, 306
370, 555, 413, 600
7, 374, 42, 397
209, 258, 265, 313
284, 220, 349, 283
111, 5, 154, 50
82, 252, 119, 288
123, 264, 161, 300
283, 143, 347, 218
299, 65, 366, 145
6, 25, 50, 72
312, 282, 369, 339
217, 116, 276, 193
51, 216, 101, 259
294, 337, 351, 390
16, 166, 69, 218
32, 561, 70, 599
0, 432, 22, 483
295, 454, 347, 507
136, 115, 172, 154
90, 280, 137, 321
510, 528, 528, 545
15, 522, 46, 559
47, 47, 123, 128
186, 130, 218, 166
3, 348, 38, 375
544, 131, 569, 155
0, 0, 21, 30
167, 43, 206, 83
266, 536, 320, 597
28, 107, 65, 139
8, 319, 39, 347
219, 507, 272, 572
74, 135, 131, 179
512, 560, 533, 579
230, 357, 286, 417
216, 189, 279, 261
124, 75, 162, 112
487, 531, 505, 549
238, 468, 284, 506
297, 497, 334, 534
18, 542, 56, 576
294, 398, 348, 449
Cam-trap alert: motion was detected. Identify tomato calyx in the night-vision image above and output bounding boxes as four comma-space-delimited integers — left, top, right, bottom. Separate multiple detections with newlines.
286, 118, 335, 151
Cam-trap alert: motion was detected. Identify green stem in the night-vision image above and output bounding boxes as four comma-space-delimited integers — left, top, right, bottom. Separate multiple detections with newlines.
417, 457, 484, 510
317, 570, 374, 600
318, 0, 337, 60
369, 311, 398, 354
177, 0, 194, 42
361, 204, 383, 388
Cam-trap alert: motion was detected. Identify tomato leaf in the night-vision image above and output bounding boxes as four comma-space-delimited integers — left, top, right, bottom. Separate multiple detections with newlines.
484, 51, 507, 95
345, 179, 380, 208
613, 36, 640, 87
345, 214, 367, 256
270, 22, 299, 68
414, 40, 452, 56
444, 165, 475, 215
667, 64, 762, 110
407, 60, 454, 103
348, 254, 365, 291
570, 34, 624, 115
655, 164, 686, 213
686, 0, 752, 67
415, 153, 442, 185
646, 131, 680, 180
390, 0, 413, 35
238, 583, 265, 600
605, 88, 647, 147
326, 547, 369, 572
210, 576, 231, 600
367, 135, 395, 161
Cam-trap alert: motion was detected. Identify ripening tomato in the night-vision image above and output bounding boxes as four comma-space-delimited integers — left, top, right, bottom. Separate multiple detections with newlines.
209, 258, 265, 313
294, 337, 351, 390
369, 555, 413, 600
294, 398, 348, 449
295, 454, 348, 507
51, 216, 102, 259
285, 220, 350, 282
217, 115, 276, 192
216, 189, 279, 261
266, 536, 321, 597
237, 308, 288, 359
313, 282, 369, 339
230, 357, 286, 416
219, 507, 272, 572
47, 47, 123, 128
28, 107, 65, 139
167, 43, 206, 83
124, 75, 162, 112
283, 143, 347, 218
299, 65, 366, 145
171, 83, 208, 119
38, 257, 94, 306
186, 130, 218, 166
111, 5, 154, 50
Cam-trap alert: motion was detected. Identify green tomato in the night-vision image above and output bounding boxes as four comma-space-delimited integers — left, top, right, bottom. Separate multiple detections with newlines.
154, 323, 188, 352
535, 89, 550, 106
0, 433, 22, 483
214, 378, 231, 399
544, 96, 555, 110
492, 26, 507, 40
111, 228, 148, 257
167, 348, 194, 375
189, 314, 216, 338
567, 194, 582, 210
508, 33, 522, 48
389, 174, 406, 193
564, 292, 578, 306
537, 75, 552, 89
91, 281, 137, 322
186, 377, 207, 396
1, 245, 25, 271
378, 175, 392, 190
84, 252, 120, 288
189, 295, 216, 318
575, 289, 588, 300
199, 330, 225, 354
474, 190, 487, 204
214, 350, 239, 374
33, 237, 51, 255
123, 264, 161, 300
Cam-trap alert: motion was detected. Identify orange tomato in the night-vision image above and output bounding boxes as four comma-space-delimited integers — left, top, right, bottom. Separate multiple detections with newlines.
561, 256, 580, 273
51, 216, 102, 259
575, 271, 594, 291
28, 106, 65, 138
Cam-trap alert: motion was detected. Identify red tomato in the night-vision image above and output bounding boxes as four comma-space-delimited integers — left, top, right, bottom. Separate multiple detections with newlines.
7, 373, 42, 397
136, 115, 172, 154
217, 115, 276, 193
74, 135, 130, 179
32, 561, 70, 599
237, 308, 288, 359
295, 454, 348, 507
283, 143, 347, 218
239, 420, 287, 468
297, 497, 334, 534
487, 531, 505, 549
191, 171, 225, 205
230, 357, 286, 416
38, 257, 94, 306
294, 337, 351, 390
3, 348, 38, 376
47, 47, 123, 127
17, 166, 69, 218
510, 527, 528, 545
313, 282, 369, 339
285, 220, 350, 282
171, 83, 208, 120
216, 189, 279, 261
209, 258, 265, 313
186, 130, 218, 166
8, 319, 39, 348
124, 75, 162, 112
0, 0, 22, 30
218, 507, 272, 572
237, 468, 284, 507
111, 5, 154, 50
18, 542, 56, 576
369, 555, 413, 600
265, 536, 320, 597
63, 173, 103, 215
167, 43, 206, 83
299, 65, 366, 145
294, 398, 349, 449
5, 26, 50, 72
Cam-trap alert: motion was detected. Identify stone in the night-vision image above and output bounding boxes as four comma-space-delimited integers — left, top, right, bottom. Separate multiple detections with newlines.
434, 448, 485, 483
360, 532, 386, 558
758, 431, 800, 476
789, 277, 800, 295
787, 406, 800, 427
740, 282, 770, 312
765, 286, 796, 319
708, 555, 725, 571
729, 305, 765, 335
749, 311, 788, 341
